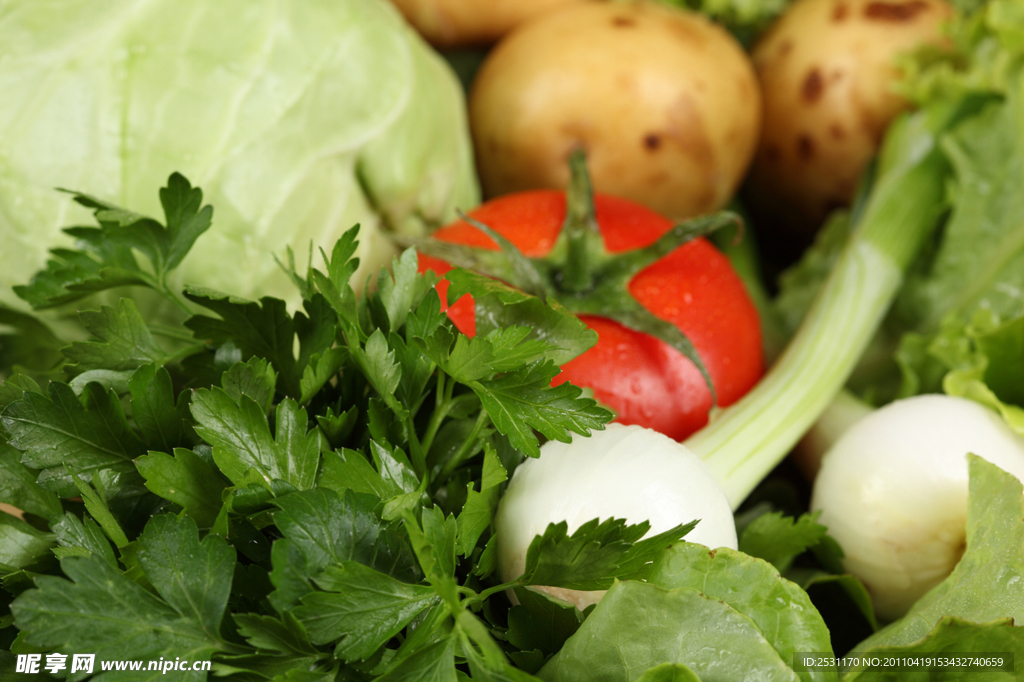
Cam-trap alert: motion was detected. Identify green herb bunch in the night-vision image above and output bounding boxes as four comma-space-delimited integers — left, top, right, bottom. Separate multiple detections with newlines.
0, 175, 706, 680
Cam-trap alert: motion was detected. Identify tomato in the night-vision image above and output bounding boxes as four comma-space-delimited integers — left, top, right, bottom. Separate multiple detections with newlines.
418, 188, 763, 441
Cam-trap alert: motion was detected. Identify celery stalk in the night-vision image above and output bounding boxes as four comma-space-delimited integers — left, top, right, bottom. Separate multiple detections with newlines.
685, 100, 975, 509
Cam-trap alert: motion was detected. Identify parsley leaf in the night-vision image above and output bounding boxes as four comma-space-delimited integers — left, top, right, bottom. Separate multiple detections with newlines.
0, 442, 61, 521
375, 248, 429, 335
51, 512, 117, 567
220, 357, 278, 414
0, 306, 64, 375
136, 449, 228, 529
189, 389, 318, 490
268, 489, 420, 613
66, 467, 130, 549
445, 269, 597, 366
457, 445, 507, 557
470, 360, 610, 457
12, 515, 232, 669
375, 637, 458, 682
128, 363, 191, 453
63, 300, 169, 372
739, 511, 828, 574
157, 173, 215, 273
13, 174, 210, 312
319, 448, 403, 501
299, 347, 347, 405
2, 381, 145, 497
519, 518, 696, 591
233, 611, 318, 656
295, 561, 437, 661
404, 507, 458, 596
507, 587, 584, 657
185, 290, 300, 396
350, 329, 407, 421
0, 513, 55, 571
138, 515, 234, 638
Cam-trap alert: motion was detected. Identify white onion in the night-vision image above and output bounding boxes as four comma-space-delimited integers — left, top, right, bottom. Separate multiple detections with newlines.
495, 423, 737, 610
812, 394, 1024, 620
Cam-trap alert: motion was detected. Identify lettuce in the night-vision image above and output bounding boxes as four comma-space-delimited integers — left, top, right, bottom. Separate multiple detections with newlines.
661, 0, 792, 44
771, 0, 1024, 406
0, 0, 478, 313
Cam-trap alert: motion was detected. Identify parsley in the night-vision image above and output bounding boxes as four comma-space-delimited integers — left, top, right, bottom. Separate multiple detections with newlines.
0, 174, 700, 680
11, 516, 235, 668
13, 173, 211, 314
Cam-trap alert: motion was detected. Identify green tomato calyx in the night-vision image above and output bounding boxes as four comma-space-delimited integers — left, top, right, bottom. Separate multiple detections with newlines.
402, 150, 740, 404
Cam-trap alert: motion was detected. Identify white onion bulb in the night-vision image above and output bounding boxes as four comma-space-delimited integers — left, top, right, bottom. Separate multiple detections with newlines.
495, 423, 737, 610
812, 394, 1024, 620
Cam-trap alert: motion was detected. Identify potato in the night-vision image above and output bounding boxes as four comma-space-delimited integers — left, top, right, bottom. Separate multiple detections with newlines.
388, 0, 584, 47
469, 1, 761, 221
746, 0, 952, 234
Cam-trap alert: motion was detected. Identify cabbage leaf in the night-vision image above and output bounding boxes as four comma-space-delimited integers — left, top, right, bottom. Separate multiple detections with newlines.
0, 0, 478, 313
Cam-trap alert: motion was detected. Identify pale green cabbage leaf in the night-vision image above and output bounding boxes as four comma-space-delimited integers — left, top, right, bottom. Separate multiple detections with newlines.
0, 0, 478, 312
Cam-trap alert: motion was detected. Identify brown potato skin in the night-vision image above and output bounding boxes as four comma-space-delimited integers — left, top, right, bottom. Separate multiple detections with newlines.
469, 1, 761, 221
747, 0, 952, 234
388, 0, 585, 47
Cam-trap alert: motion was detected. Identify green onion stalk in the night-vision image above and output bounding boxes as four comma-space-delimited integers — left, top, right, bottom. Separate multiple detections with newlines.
685, 99, 975, 509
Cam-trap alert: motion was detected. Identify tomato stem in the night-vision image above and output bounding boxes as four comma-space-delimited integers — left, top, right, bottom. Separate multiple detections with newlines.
405, 152, 743, 407
556, 149, 604, 295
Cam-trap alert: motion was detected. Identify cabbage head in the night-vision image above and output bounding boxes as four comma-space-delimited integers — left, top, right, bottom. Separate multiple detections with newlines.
0, 0, 478, 311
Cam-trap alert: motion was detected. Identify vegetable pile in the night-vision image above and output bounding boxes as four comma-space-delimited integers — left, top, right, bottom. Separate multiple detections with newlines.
0, 169, 1017, 682
4, 0, 1024, 679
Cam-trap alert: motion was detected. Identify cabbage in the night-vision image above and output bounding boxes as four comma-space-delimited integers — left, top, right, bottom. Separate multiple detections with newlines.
0, 0, 478, 311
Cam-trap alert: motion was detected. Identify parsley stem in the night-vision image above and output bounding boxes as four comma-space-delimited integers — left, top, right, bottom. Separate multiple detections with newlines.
407, 417, 426, 478
148, 324, 200, 342
438, 408, 489, 481
158, 282, 195, 317
463, 579, 522, 607
419, 373, 449, 457
216, 641, 256, 656
456, 610, 509, 661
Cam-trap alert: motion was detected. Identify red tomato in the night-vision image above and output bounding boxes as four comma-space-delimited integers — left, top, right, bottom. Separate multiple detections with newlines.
418, 190, 763, 441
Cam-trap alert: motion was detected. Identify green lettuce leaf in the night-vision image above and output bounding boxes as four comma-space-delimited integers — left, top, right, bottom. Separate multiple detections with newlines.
845, 617, 1022, 681
538, 580, 800, 682
649, 543, 837, 682
896, 308, 1024, 432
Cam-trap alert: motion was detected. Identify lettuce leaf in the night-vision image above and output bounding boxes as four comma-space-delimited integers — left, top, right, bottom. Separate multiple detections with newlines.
538, 580, 801, 682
